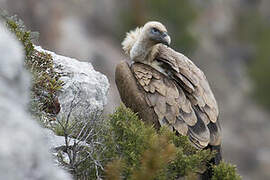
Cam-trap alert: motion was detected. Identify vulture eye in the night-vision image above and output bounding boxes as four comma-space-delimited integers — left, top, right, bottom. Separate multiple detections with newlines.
151, 27, 160, 34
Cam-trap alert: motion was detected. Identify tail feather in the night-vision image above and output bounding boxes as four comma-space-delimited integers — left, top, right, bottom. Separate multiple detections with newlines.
121, 27, 142, 56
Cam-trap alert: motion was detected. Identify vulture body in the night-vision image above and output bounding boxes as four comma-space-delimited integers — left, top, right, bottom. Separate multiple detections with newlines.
116, 22, 222, 177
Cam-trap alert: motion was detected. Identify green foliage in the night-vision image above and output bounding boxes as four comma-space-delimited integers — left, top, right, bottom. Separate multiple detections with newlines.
103, 105, 220, 180
0, 10, 63, 120
236, 11, 270, 109
212, 161, 241, 180
131, 134, 176, 180
156, 129, 213, 179
52, 116, 75, 136
30, 51, 64, 116
105, 105, 158, 178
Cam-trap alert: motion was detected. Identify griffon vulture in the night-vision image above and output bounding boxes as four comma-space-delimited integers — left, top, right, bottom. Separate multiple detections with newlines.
115, 21, 222, 166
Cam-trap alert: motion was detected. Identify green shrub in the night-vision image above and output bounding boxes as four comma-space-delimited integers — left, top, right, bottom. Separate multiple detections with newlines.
212, 161, 241, 180
104, 105, 158, 178
0, 10, 63, 121
103, 105, 240, 180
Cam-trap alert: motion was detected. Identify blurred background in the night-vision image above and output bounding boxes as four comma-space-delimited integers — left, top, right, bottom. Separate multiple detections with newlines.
1, 0, 270, 179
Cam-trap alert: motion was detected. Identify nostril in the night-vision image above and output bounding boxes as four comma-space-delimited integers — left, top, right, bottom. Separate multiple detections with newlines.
162, 32, 168, 37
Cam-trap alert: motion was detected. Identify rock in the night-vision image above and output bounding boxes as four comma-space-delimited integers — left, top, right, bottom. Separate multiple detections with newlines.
0, 23, 72, 180
43, 128, 90, 152
43, 128, 70, 151
43, 128, 91, 166
35, 46, 110, 121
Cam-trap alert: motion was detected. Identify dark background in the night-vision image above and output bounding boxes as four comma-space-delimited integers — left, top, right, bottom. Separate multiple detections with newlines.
1, 0, 270, 179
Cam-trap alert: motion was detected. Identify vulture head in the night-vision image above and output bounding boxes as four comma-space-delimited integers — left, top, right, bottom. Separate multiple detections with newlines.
142, 21, 171, 46
122, 21, 171, 62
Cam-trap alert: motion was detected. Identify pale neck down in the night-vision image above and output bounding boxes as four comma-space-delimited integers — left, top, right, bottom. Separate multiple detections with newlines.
130, 36, 155, 63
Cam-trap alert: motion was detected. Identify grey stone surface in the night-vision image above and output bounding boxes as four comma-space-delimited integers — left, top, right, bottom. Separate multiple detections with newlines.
35, 46, 109, 121
0, 23, 72, 180
43, 128, 91, 167
43, 128, 89, 151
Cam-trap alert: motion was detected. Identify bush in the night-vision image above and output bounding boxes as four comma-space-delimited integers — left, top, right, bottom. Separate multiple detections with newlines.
0, 10, 64, 122
103, 105, 240, 180
56, 105, 241, 180
212, 162, 241, 180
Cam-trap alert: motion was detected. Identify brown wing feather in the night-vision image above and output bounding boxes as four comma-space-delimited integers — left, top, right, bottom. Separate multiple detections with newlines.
132, 63, 211, 148
116, 59, 220, 148
132, 63, 198, 133
155, 44, 221, 146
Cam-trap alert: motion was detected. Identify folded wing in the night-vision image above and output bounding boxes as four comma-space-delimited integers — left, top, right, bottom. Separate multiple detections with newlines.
131, 44, 221, 148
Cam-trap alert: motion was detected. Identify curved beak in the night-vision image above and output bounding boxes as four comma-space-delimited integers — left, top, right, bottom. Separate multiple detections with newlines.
161, 32, 171, 46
